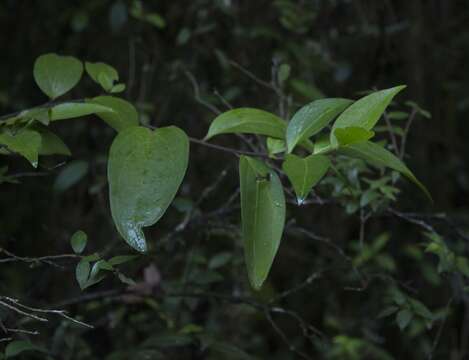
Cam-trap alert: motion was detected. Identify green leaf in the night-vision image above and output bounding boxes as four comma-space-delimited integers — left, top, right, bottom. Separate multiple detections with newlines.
108, 255, 138, 266
36, 127, 71, 156
89, 96, 139, 131
76, 260, 90, 289
85, 61, 119, 92
331, 86, 406, 146
210, 342, 257, 360
108, 126, 189, 252
5, 340, 43, 358
71, 230, 88, 254
50, 102, 114, 121
338, 141, 431, 200
205, 108, 287, 140
53, 160, 89, 193
266, 137, 286, 157
333, 126, 375, 147
396, 309, 413, 331
282, 154, 330, 204
239, 156, 285, 290
0, 129, 42, 167
111, 83, 126, 93
286, 98, 352, 153
33, 53, 83, 99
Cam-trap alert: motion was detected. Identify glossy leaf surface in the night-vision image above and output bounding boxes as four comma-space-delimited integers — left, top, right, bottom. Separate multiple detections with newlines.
239, 156, 285, 290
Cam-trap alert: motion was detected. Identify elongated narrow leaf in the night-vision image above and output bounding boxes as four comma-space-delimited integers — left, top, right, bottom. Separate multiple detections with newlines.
108, 126, 189, 252
286, 98, 352, 153
33, 53, 83, 99
282, 154, 330, 204
334, 126, 375, 147
338, 141, 431, 200
53, 160, 89, 193
331, 86, 406, 146
0, 129, 41, 167
239, 156, 285, 290
205, 108, 286, 140
50, 102, 114, 121
89, 96, 139, 131
206, 108, 314, 151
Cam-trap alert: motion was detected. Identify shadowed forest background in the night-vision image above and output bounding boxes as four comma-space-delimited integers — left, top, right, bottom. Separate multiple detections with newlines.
1, 1, 469, 359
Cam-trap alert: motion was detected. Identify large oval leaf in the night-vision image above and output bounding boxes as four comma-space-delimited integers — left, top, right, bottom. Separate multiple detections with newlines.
286, 98, 352, 153
89, 96, 139, 131
108, 126, 189, 252
33, 53, 83, 99
282, 154, 330, 204
0, 129, 42, 167
239, 156, 285, 290
331, 86, 406, 146
338, 141, 431, 200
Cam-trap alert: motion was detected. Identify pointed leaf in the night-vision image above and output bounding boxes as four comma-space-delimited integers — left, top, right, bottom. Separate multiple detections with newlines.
282, 154, 330, 204
286, 98, 352, 153
33, 53, 83, 99
333, 126, 375, 147
396, 309, 413, 331
239, 156, 285, 290
36, 127, 71, 156
266, 137, 286, 157
338, 141, 431, 200
71, 230, 88, 254
89, 96, 139, 131
5, 340, 43, 358
331, 86, 406, 146
53, 160, 89, 193
76, 260, 90, 289
85, 61, 119, 92
205, 108, 286, 140
0, 129, 42, 167
50, 102, 114, 121
108, 126, 189, 252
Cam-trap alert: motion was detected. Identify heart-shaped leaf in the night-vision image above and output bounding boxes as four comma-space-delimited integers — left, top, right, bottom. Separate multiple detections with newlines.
108, 126, 189, 252
239, 156, 285, 290
282, 154, 330, 204
286, 98, 352, 153
331, 85, 406, 146
33, 53, 83, 99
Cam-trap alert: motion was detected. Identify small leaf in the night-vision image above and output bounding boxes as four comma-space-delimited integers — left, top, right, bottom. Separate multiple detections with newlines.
396, 309, 413, 330
239, 156, 285, 290
338, 141, 431, 200
331, 85, 406, 146
286, 98, 352, 153
108, 126, 189, 252
53, 160, 89, 193
76, 260, 90, 289
89, 96, 139, 131
85, 61, 119, 92
208, 252, 232, 269
33, 53, 83, 99
333, 126, 375, 147
282, 154, 330, 204
50, 102, 114, 121
111, 83, 126, 93
278, 64, 291, 84
266, 137, 286, 157
71, 230, 88, 254
377, 306, 399, 318
0, 129, 42, 167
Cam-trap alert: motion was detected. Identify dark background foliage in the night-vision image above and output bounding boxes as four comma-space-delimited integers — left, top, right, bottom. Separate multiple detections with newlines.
1, 1, 469, 359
